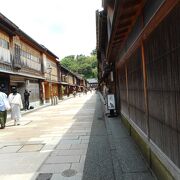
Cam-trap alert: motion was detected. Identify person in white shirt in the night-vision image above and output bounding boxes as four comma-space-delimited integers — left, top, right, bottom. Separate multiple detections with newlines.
0, 86, 8, 129
8, 86, 23, 126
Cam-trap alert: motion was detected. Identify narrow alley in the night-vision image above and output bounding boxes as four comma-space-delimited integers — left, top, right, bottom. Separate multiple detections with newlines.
0, 93, 156, 180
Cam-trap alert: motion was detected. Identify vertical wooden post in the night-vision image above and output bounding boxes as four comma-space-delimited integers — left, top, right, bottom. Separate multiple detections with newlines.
125, 64, 130, 117
41, 81, 45, 104
125, 64, 129, 108
141, 42, 150, 140
113, 63, 118, 112
125, 64, 131, 134
141, 9, 150, 141
114, 62, 120, 113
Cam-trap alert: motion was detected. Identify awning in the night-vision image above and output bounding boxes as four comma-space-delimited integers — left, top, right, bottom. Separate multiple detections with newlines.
0, 70, 45, 80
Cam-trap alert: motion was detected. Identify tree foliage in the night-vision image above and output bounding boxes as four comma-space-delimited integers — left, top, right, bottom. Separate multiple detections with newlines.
60, 50, 97, 79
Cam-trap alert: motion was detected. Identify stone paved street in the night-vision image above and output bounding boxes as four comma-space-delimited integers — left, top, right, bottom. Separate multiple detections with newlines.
0, 92, 156, 180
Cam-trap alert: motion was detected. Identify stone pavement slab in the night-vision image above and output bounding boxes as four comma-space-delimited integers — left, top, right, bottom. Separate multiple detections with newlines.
59, 139, 81, 145
70, 144, 88, 150
0, 93, 94, 180
51, 149, 87, 156
18, 144, 44, 152
34, 93, 156, 180
36, 94, 115, 180
0, 92, 157, 180
45, 155, 81, 164
55, 144, 71, 150
104, 116, 156, 180
51, 173, 83, 180
0, 145, 22, 153
39, 163, 71, 173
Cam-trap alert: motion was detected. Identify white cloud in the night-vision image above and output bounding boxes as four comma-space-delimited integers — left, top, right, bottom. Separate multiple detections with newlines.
0, 0, 102, 59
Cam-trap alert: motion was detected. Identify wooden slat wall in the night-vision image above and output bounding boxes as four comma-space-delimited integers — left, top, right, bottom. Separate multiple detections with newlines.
118, 4, 180, 167
118, 67, 128, 116
118, 50, 147, 134
144, 5, 180, 167
127, 49, 147, 133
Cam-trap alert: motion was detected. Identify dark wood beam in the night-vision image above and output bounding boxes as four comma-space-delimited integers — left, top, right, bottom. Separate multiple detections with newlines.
119, 10, 137, 20
118, 20, 132, 28
117, 0, 179, 69
116, 27, 129, 34
123, 0, 143, 9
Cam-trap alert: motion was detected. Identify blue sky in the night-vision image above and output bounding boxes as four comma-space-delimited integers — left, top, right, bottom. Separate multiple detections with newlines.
1, 0, 102, 60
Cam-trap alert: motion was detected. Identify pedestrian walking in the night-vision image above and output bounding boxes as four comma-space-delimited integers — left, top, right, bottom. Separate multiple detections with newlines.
8, 86, 23, 126
24, 89, 30, 110
73, 90, 76, 97
0, 86, 10, 129
78, 87, 81, 97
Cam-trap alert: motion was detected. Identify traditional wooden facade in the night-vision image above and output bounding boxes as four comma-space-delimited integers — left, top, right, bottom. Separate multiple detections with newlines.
75, 75, 87, 93
0, 13, 59, 107
59, 65, 70, 98
0, 14, 46, 107
59, 65, 85, 98
42, 46, 59, 103
97, 0, 180, 179
13, 32, 46, 107
87, 78, 98, 89
0, 12, 88, 108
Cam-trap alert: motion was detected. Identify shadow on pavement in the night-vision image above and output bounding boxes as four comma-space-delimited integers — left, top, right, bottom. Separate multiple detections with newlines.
34, 93, 116, 180
80, 95, 115, 180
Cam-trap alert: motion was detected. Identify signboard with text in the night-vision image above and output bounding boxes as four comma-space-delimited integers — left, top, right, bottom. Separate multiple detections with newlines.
107, 94, 115, 110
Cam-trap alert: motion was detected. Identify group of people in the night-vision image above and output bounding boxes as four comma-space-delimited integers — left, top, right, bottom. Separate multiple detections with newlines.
0, 86, 30, 129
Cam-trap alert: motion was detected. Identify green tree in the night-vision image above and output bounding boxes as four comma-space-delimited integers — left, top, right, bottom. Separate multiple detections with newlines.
91, 49, 97, 56
60, 51, 97, 79
61, 55, 75, 69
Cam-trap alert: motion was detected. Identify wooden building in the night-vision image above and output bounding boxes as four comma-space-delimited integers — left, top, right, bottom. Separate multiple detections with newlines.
96, 0, 180, 179
0, 12, 89, 108
41, 45, 59, 103
0, 13, 59, 107
87, 78, 98, 89
77, 75, 87, 92
0, 13, 45, 107
59, 65, 85, 98
59, 65, 71, 98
